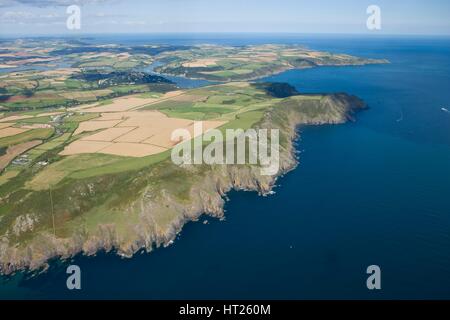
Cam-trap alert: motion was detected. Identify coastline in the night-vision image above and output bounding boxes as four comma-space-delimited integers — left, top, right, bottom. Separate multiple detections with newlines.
0, 93, 366, 275
154, 59, 389, 83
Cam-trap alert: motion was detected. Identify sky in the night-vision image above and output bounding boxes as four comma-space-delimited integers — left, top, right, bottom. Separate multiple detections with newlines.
0, 0, 449, 36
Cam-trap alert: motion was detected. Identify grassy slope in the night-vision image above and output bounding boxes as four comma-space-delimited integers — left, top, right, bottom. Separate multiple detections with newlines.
0, 84, 265, 241
0, 81, 363, 270
17, 83, 271, 188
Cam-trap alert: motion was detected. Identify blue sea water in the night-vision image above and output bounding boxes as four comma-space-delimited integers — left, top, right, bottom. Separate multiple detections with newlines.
1, 34, 449, 299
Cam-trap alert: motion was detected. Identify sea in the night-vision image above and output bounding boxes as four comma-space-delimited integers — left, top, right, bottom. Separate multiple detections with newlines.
1, 34, 449, 299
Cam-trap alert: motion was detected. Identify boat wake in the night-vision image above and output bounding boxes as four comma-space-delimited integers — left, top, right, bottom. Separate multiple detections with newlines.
396, 109, 404, 122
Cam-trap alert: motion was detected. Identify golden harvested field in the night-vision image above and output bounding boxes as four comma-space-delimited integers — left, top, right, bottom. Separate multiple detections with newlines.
58, 88, 228, 158
80, 127, 135, 142
74, 120, 122, 135
0, 111, 63, 124
0, 127, 29, 138
182, 58, 218, 67
222, 82, 250, 88
0, 123, 13, 129
39, 68, 80, 77
113, 127, 158, 143
116, 111, 190, 128
59, 140, 113, 156
94, 112, 128, 121
0, 115, 34, 122
62, 108, 226, 157
76, 90, 185, 113
142, 128, 187, 148
99, 143, 167, 157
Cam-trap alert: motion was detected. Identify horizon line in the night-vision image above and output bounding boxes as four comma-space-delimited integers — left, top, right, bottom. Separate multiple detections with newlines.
1, 31, 450, 38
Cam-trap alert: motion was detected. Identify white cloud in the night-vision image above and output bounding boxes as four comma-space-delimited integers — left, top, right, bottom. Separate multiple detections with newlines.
0, 0, 113, 7
0, 9, 63, 23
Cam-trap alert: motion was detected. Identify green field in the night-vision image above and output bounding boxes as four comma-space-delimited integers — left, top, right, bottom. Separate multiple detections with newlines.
155, 44, 386, 81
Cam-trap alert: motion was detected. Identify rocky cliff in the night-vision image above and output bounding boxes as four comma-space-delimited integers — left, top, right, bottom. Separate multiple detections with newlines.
0, 93, 366, 275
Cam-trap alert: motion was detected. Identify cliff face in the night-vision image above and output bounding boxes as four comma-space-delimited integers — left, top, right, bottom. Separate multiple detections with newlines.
0, 93, 366, 275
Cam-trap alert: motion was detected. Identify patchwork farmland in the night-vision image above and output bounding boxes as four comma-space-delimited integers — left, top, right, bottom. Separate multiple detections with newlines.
61, 92, 226, 157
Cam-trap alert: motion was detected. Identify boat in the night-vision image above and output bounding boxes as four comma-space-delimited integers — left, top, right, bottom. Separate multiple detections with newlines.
441, 107, 449, 113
